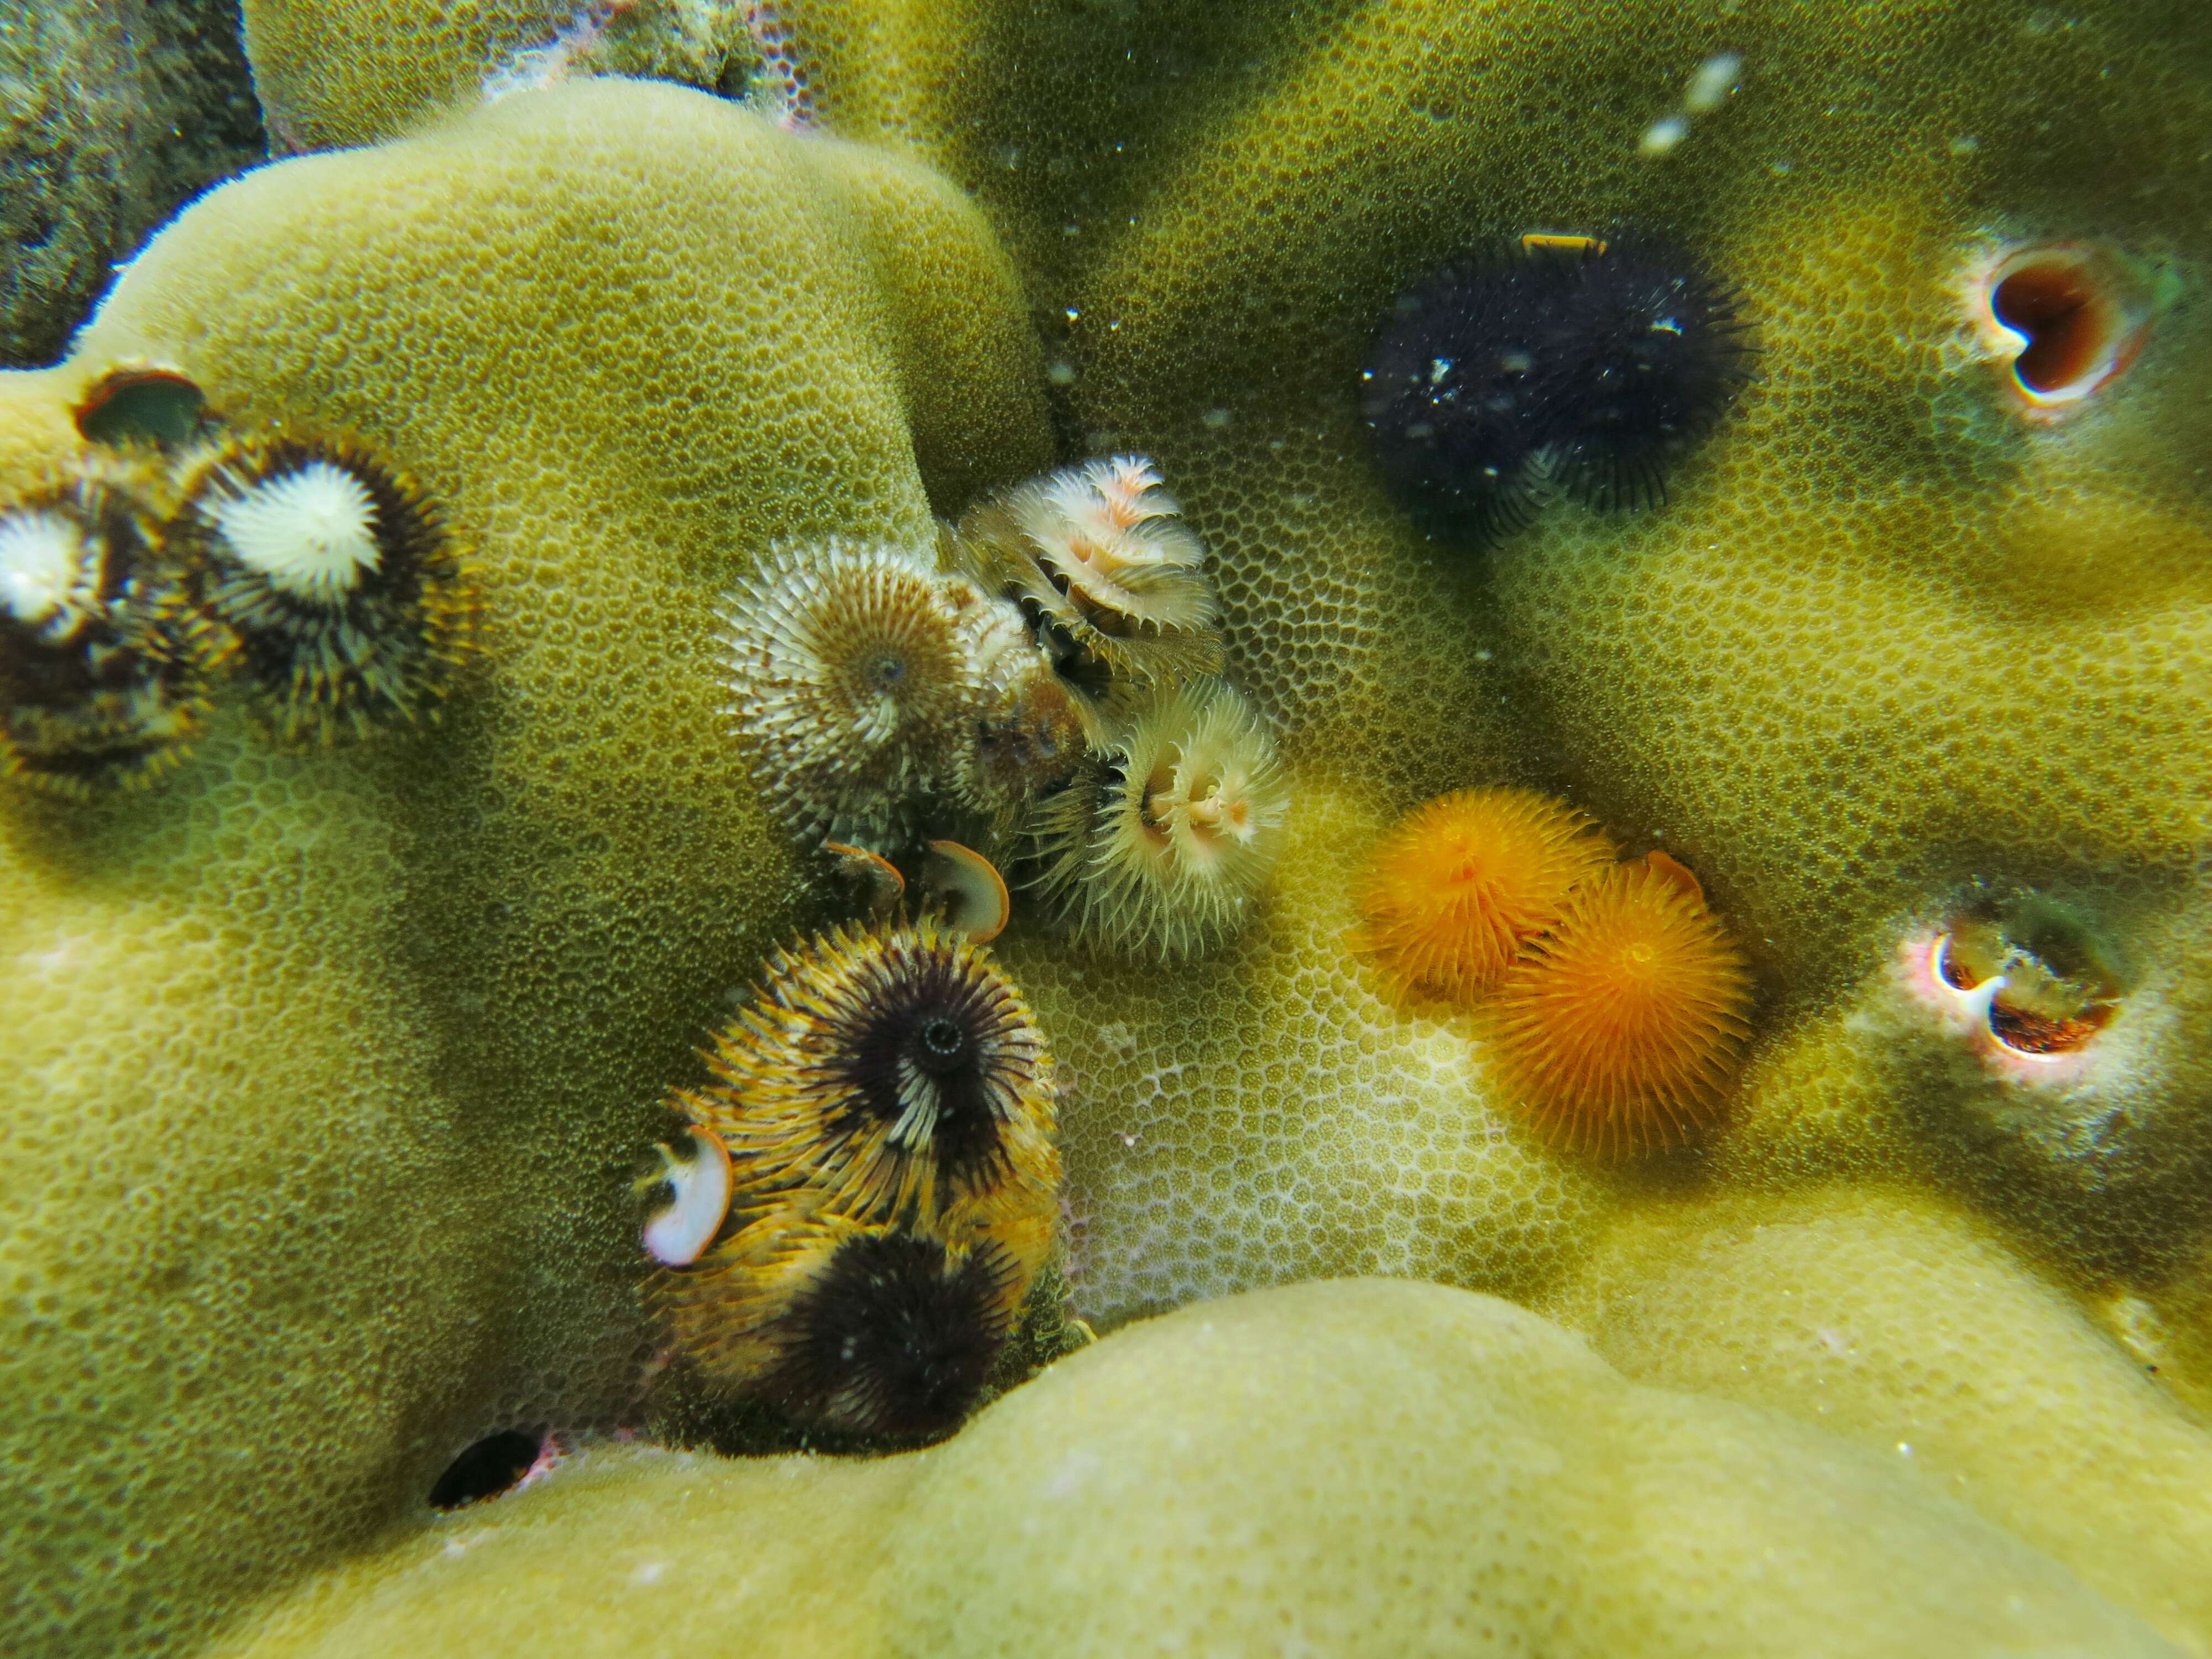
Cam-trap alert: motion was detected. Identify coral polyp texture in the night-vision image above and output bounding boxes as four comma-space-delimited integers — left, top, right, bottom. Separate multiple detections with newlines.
7, 0, 2212, 1653
1541, 1188, 2212, 1654
1010, 779, 1611, 1326
0, 72, 1045, 1659
236, 0, 744, 150
202, 1286, 2179, 1659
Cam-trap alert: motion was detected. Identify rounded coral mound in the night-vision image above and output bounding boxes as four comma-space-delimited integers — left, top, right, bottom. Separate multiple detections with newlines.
1543, 1187, 2212, 1651
1012, 779, 1611, 1327
1352, 785, 1614, 1001
203, 1283, 2176, 1659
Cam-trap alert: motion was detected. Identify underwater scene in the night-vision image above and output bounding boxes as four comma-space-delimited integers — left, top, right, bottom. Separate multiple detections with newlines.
3, 1, 2210, 1653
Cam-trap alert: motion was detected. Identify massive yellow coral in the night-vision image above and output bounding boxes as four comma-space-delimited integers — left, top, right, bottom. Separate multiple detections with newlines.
0, 76, 1044, 1658
1046, 0, 2211, 978
205, 1284, 2176, 1659
979, 0, 2212, 1284
1710, 884, 2212, 1280
1541, 1187, 2212, 1653
7, 0, 2212, 1653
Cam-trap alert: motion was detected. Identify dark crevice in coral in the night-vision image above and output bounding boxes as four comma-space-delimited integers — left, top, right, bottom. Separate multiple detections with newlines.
427, 1429, 542, 1511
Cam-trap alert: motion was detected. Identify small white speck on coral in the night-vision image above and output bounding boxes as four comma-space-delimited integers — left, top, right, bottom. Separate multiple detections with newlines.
1683, 52, 1743, 114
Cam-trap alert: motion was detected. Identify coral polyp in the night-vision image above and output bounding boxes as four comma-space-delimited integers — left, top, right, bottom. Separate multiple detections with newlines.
1486, 859, 1754, 1157
1027, 679, 1288, 961
1361, 241, 1754, 536
678, 918, 1059, 1240
171, 435, 477, 744
724, 539, 983, 847
1351, 787, 1616, 1003
0, 468, 222, 797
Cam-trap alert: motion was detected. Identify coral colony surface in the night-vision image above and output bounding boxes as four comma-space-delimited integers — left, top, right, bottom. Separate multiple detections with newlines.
2, 1, 2210, 1654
